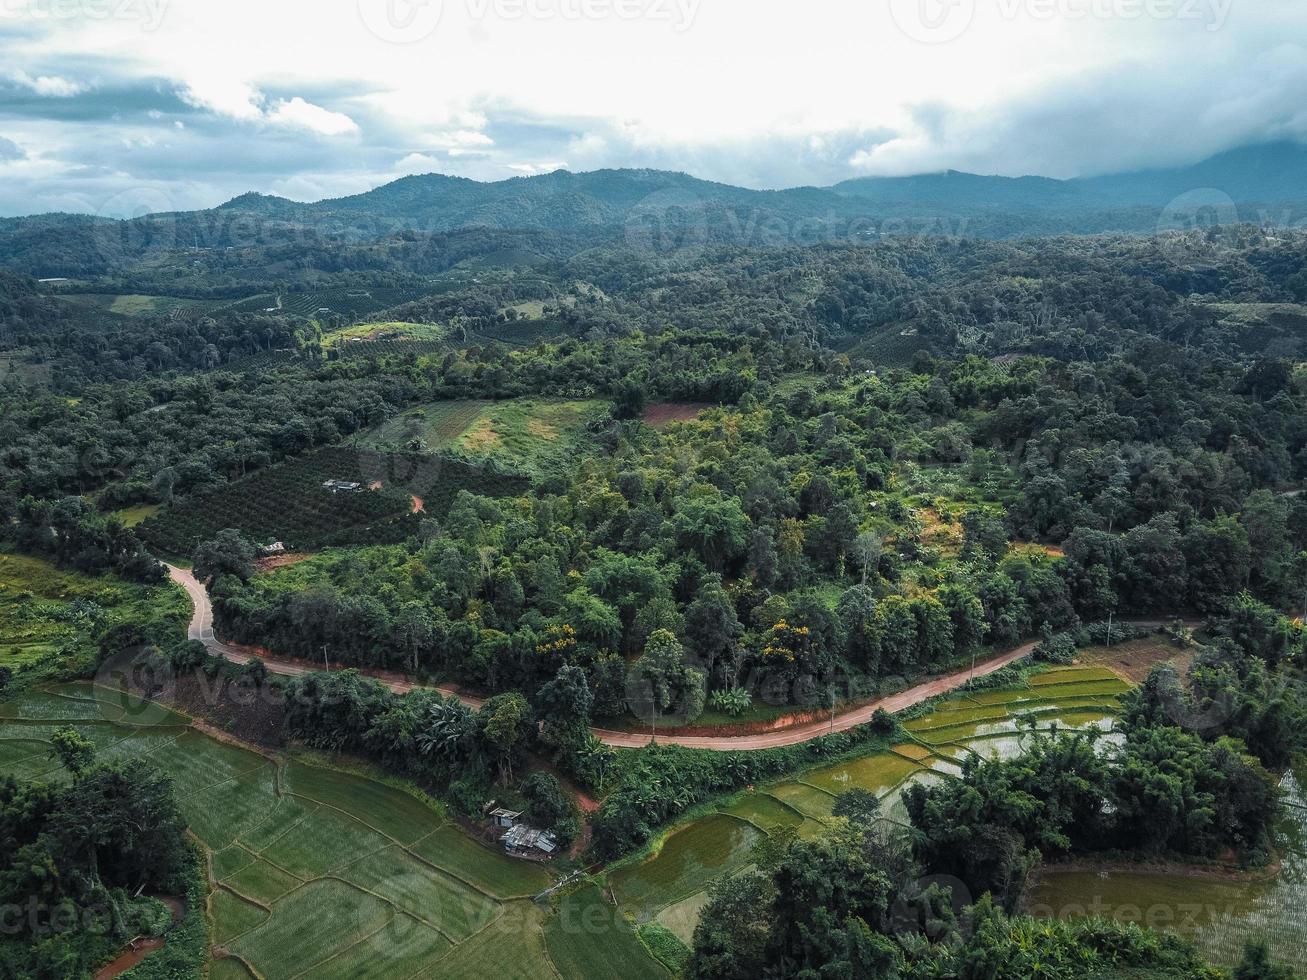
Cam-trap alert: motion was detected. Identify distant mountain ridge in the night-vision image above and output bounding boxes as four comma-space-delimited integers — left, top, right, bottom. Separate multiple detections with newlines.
0, 141, 1303, 275
211, 141, 1307, 223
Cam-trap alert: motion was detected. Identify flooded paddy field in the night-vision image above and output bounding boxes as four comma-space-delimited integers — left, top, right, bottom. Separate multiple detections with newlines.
608, 665, 1128, 942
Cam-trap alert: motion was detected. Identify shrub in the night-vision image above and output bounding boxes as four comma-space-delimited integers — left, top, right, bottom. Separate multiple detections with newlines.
709, 687, 753, 717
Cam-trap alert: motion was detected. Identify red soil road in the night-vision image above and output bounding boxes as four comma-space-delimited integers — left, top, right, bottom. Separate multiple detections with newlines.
165, 564, 1178, 752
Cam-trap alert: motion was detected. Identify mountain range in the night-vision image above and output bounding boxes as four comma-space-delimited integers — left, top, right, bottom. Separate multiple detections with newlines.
1, 141, 1304, 275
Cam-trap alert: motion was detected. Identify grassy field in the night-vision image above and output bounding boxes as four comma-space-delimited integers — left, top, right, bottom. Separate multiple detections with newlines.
606, 664, 1130, 934
58, 293, 224, 317
0, 684, 666, 979
321, 321, 447, 347
360, 397, 605, 478
544, 885, 670, 980
0, 552, 187, 672
111, 502, 162, 527
0, 351, 53, 386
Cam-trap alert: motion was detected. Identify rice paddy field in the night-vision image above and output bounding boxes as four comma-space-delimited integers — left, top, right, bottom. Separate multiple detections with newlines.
608, 664, 1133, 944
360, 397, 606, 477
1025, 765, 1307, 971
0, 684, 666, 979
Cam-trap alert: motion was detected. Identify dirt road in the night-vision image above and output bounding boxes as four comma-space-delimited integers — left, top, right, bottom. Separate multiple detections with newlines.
165, 563, 1170, 751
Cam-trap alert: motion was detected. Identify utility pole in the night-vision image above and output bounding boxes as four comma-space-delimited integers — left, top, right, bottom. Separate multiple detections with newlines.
323, 644, 330, 671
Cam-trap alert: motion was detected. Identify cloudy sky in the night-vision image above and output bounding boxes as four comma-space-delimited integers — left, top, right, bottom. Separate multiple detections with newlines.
0, 0, 1304, 216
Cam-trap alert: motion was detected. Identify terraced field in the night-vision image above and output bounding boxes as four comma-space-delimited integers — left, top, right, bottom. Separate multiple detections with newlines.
0, 685, 665, 979
608, 665, 1131, 943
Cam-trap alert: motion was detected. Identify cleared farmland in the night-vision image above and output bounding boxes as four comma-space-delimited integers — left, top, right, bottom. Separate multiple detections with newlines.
0, 684, 663, 979
359, 397, 605, 477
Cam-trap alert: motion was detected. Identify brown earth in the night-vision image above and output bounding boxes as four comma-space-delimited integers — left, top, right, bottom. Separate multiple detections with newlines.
642, 402, 713, 428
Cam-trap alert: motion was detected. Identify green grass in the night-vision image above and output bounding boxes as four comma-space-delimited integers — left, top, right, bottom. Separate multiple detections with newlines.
359, 397, 605, 477
222, 858, 303, 906
209, 955, 258, 979
409, 825, 552, 899
211, 887, 269, 943
610, 815, 762, 918
720, 793, 805, 831
764, 781, 838, 820
58, 293, 223, 317
0, 552, 187, 675
414, 901, 556, 980
638, 921, 691, 974
307, 915, 453, 979
544, 885, 670, 979
340, 845, 498, 941
258, 804, 392, 878
282, 759, 445, 844
801, 752, 925, 795
226, 879, 394, 977
322, 320, 447, 347
112, 503, 161, 526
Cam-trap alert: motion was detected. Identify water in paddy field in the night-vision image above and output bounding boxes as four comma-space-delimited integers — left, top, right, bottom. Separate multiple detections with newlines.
610, 666, 1128, 939
1024, 765, 1307, 970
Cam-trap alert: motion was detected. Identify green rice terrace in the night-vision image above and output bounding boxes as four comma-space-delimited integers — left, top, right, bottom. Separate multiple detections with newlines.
0, 684, 671, 980
606, 664, 1131, 945
2, 639, 1304, 976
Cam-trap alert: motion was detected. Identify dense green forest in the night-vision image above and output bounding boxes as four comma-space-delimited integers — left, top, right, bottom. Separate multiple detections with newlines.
2, 211, 1307, 977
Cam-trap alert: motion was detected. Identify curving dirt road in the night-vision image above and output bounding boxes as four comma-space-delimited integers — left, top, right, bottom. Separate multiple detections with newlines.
166, 563, 1170, 751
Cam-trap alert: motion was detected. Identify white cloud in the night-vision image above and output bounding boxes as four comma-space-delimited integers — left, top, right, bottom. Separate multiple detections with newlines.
1, 0, 1306, 209
178, 77, 264, 121
507, 160, 568, 175
265, 97, 359, 137
10, 70, 84, 98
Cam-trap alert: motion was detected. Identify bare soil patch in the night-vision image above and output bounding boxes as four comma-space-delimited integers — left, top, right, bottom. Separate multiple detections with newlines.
1075, 635, 1194, 684
252, 552, 316, 575
642, 402, 713, 428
